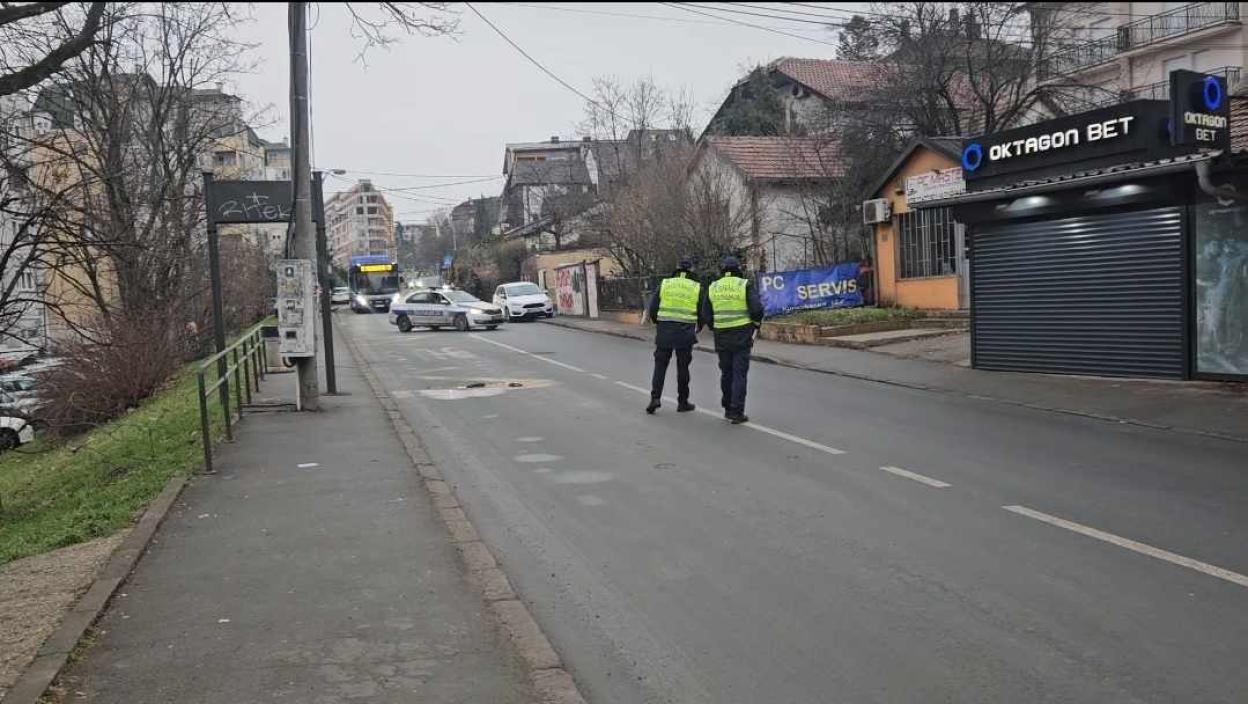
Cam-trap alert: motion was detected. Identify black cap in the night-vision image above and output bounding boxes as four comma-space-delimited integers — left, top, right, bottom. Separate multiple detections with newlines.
677, 257, 694, 271
721, 255, 741, 271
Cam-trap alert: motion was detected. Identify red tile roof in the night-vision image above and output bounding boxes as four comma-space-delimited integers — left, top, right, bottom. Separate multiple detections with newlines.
704, 137, 844, 180
771, 58, 879, 101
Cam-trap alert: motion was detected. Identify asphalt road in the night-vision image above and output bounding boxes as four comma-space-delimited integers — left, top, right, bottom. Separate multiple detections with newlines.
341, 312, 1247, 704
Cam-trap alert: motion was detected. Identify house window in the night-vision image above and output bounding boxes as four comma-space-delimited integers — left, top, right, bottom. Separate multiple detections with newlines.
213, 151, 236, 166
896, 208, 958, 279
355, 207, 364, 215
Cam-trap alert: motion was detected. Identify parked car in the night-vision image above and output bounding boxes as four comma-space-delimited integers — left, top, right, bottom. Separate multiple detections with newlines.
389, 287, 505, 332
493, 282, 554, 321
0, 414, 32, 452
331, 286, 351, 305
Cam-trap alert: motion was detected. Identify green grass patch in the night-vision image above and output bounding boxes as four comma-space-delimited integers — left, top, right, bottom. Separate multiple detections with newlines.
0, 362, 232, 566
770, 307, 923, 327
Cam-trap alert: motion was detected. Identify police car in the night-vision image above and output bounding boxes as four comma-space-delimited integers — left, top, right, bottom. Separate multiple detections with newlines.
388, 287, 505, 332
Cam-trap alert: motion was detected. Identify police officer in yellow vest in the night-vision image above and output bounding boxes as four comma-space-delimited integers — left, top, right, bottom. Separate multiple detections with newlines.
701, 256, 764, 424
645, 257, 703, 414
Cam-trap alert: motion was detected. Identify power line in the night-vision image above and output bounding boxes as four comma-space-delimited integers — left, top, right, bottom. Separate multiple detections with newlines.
464, 2, 601, 107
320, 167, 500, 178
675, 1, 851, 27
659, 2, 840, 47
382, 176, 504, 192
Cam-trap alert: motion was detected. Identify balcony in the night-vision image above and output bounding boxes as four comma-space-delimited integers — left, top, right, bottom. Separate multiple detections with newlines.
1128, 65, 1242, 101
1081, 65, 1242, 109
1041, 3, 1241, 79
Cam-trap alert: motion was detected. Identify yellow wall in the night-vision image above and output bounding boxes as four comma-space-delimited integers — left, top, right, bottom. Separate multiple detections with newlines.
872, 146, 963, 310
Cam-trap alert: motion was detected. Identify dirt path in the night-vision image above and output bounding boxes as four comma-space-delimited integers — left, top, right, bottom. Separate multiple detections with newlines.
0, 533, 127, 699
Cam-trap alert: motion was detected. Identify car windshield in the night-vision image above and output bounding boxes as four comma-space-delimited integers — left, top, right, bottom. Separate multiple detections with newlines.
442, 290, 482, 304
333, 287, 349, 293
1, 377, 35, 392
506, 284, 543, 296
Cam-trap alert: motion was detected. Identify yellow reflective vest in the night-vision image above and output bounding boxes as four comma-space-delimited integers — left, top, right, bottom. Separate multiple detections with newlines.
708, 275, 751, 329
656, 274, 701, 324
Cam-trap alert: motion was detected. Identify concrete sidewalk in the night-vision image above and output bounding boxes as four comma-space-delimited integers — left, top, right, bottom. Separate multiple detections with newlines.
542, 317, 1248, 443
50, 336, 537, 703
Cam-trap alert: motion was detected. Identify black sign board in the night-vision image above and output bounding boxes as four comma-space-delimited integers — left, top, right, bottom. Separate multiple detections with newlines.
206, 180, 293, 224
1169, 69, 1230, 149
961, 100, 1186, 190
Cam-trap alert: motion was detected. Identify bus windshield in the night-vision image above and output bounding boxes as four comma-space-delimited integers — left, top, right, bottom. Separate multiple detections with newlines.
354, 272, 400, 295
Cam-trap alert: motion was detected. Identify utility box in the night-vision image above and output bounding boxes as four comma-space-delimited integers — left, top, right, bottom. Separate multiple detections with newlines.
276, 259, 315, 358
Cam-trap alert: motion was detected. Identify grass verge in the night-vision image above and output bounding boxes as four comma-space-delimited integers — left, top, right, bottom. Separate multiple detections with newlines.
0, 363, 230, 566
771, 307, 923, 327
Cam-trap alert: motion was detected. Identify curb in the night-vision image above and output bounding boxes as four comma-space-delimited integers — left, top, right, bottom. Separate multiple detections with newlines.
340, 327, 588, 704
540, 319, 1248, 446
5, 475, 188, 704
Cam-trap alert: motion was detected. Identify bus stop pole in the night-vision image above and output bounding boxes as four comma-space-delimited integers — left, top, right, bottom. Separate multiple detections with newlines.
203, 172, 230, 420
312, 171, 336, 394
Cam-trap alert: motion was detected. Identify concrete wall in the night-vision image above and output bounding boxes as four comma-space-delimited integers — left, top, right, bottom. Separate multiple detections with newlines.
872, 146, 963, 311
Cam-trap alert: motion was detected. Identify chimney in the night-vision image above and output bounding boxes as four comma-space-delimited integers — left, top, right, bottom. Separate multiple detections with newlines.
582, 136, 592, 142
948, 8, 959, 26
550, 135, 560, 143
215, 81, 224, 93
965, 14, 980, 39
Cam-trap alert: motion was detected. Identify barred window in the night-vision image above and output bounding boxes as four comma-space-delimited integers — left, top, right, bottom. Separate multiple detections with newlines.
897, 208, 958, 279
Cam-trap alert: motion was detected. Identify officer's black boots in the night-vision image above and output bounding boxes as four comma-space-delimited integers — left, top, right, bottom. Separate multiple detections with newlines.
677, 402, 695, 412
645, 399, 661, 414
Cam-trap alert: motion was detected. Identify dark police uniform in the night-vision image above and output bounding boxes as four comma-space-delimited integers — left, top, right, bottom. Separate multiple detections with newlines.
645, 268, 703, 413
701, 264, 764, 423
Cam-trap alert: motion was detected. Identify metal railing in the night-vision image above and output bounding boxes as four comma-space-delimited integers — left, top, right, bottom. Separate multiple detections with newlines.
1080, 65, 1242, 109
1128, 65, 1242, 101
1040, 3, 1240, 79
1120, 2, 1240, 50
196, 322, 267, 473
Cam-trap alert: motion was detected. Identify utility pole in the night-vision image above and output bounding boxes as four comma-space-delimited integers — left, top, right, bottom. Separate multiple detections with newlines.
289, 1, 318, 410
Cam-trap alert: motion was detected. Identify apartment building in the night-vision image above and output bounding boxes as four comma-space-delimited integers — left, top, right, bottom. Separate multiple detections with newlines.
1036, 2, 1245, 109
325, 180, 395, 269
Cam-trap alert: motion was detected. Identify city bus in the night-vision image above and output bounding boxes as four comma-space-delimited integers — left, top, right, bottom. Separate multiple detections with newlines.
348, 254, 402, 313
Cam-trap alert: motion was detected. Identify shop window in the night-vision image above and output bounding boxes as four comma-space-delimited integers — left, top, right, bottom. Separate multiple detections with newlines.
1194, 199, 1248, 376
896, 208, 958, 279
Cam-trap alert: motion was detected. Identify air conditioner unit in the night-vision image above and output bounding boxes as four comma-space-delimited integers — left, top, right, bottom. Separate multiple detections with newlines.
862, 198, 892, 225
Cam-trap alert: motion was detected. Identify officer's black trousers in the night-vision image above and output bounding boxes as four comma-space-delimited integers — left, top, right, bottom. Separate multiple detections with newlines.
651, 346, 693, 403
717, 348, 750, 416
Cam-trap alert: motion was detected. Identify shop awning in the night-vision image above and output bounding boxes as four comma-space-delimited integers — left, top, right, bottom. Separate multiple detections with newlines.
912, 152, 1216, 208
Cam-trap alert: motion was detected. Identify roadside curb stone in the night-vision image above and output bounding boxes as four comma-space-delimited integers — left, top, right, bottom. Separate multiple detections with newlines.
341, 323, 591, 704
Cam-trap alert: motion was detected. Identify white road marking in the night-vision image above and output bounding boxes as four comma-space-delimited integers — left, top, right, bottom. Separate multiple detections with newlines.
472, 334, 585, 371
482, 414, 499, 419
515, 436, 544, 443
514, 453, 563, 463
1003, 505, 1248, 589
492, 338, 849, 458
879, 465, 951, 488
615, 381, 651, 394
551, 470, 614, 485
591, 373, 609, 380
296, 462, 319, 469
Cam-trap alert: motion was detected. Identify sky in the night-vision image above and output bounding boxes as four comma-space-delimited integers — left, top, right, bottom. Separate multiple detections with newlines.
228, 2, 864, 223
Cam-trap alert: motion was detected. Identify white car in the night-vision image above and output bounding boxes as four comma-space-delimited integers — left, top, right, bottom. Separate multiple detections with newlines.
331, 286, 351, 305
493, 282, 554, 321
0, 414, 33, 452
389, 288, 506, 332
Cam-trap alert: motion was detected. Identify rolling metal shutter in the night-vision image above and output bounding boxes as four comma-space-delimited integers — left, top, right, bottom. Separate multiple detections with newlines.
972, 206, 1185, 378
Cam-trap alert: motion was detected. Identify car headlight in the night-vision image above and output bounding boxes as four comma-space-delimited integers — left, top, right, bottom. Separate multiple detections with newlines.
469, 308, 485, 315
355, 295, 367, 305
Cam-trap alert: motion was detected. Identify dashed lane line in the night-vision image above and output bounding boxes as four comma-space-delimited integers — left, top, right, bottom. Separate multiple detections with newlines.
471, 334, 586, 372
476, 335, 849, 458
1003, 505, 1248, 589
880, 465, 951, 488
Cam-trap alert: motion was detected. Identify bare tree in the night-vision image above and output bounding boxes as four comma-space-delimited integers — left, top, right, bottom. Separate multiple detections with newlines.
870, 2, 1109, 135
8, 2, 259, 339
0, 2, 108, 98
342, 2, 459, 61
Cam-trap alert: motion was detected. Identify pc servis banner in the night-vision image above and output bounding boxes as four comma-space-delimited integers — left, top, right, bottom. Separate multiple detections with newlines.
757, 263, 863, 317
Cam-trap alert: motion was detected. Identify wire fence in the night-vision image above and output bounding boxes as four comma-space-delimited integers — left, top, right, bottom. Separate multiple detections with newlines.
598, 276, 660, 312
